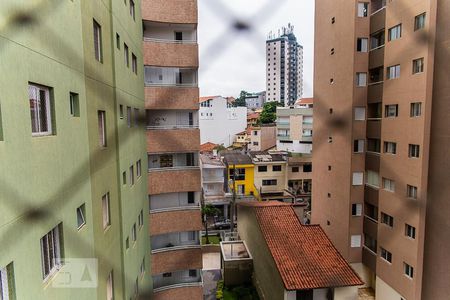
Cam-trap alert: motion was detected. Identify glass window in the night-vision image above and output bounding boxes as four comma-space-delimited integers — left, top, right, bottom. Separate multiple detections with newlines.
357, 38, 368, 52
352, 172, 364, 186
93, 20, 102, 62
384, 141, 397, 154
102, 193, 111, 229
367, 138, 381, 153
354, 140, 365, 153
357, 2, 369, 17
0, 263, 15, 300
354, 107, 366, 120
407, 185, 418, 199
40, 224, 63, 280
272, 165, 282, 172
387, 65, 401, 79
388, 24, 402, 41
364, 234, 377, 253
405, 224, 416, 239
29, 83, 53, 136
262, 179, 277, 186
124, 43, 129, 67
404, 263, 414, 278
77, 204, 86, 230
366, 170, 380, 188
409, 144, 420, 158
258, 166, 268, 172
356, 73, 367, 86
383, 178, 395, 192
303, 164, 312, 173
351, 235, 361, 248
98, 111, 107, 147
410, 102, 422, 117
413, 58, 424, 74
381, 248, 392, 263
385, 104, 398, 117
414, 13, 426, 31
381, 212, 394, 227
69, 92, 80, 117
352, 204, 362, 216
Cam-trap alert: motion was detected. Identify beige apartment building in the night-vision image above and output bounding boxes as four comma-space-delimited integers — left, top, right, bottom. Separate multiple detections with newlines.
312, 1, 449, 300
248, 125, 277, 151
142, 0, 203, 299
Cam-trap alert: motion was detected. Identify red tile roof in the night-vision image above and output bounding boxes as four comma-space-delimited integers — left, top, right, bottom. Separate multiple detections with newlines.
247, 112, 260, 120
199, 96, 220, 103
241, 201, 363, 290
200, 142, 218, 153
295, 97, 314, 105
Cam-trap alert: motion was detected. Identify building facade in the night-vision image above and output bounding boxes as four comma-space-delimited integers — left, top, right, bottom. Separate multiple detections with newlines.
0, 0, 150, 299
245, 91, 266, 110
142, 0, 203, 299
248, 125, 277, 152
199, 96, 247, 147
312, 1, 447, 299
266, 24, 304, 106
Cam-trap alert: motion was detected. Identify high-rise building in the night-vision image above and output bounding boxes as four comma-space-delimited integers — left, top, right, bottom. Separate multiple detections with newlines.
142, 0, 204, 299
266, 24, 303, 106
0, 1, 150, 299
312, 1, 449, 300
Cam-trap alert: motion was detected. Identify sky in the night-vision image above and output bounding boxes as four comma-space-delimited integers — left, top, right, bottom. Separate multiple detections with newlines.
198, 0, 315, 98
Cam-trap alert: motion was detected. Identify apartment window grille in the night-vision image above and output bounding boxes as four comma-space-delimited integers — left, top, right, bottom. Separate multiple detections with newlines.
93, 20, 102, 62
292, 167, 299, 173
96, 111, 107, 148
132, 53, 137, 74
383, 178, 395, 192
129, 165, 135, 186
258, 166, 268, 172
387, 65, 401, 79
412, 58, 424, 74
356, 72, 367, 86
404, 263, 414, 278
354, 107, 366, 120
351, 235, 361, 248
357, 2, 368, 17
29, 83, 53, 136
77, 204, 86, 230
106, 271, 114, 300
273, 165, 282, 172
40, 223, 63, 280
127, 106, 132, 127
414, 13, 426, 31
134, 108, 139, 126
352, 172, 364, 186
405, 224, 416, 239
122, 171, 126, 185
367, 138, 381, 153
410, 102, 422, 117
385, 104, 398, 117
136, 160, 142, 178
129, 0, 135, 20
366, 170, 380, 188
303, 164, 312, 173
116, 33, 120, 49
388, 24, 402, 41
364, 234, 377, 253
0, 263, 15, 300
384, 142, 397, 154
352, 204, 362, 216
354, 140, 365, 153
131, 223, 137, 242
124, 43, 129, 67
188, 192, 195, 204
262, 179, 277, 186
102, 193, 111, 229
409, 144, 420, 158
69, 92, 80, 117
381, 248, 392, 263
407, 185, 418, 199
381, 212, 394, 227
357, 38, 368, 52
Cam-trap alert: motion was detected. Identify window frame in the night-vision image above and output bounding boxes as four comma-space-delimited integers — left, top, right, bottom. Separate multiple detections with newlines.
408, 144, 420, 158
76, 204, 86, 230
388, 24, 402, 41
404, 263, 414, 279
384, 104, 398, 118
410, 102, 422, 117
29, 83, 53, 136
93, 19, 103, 62
407, 184, 418, 199
412, 57, 424, 74
387, 65, 401, 79
258, 165, 268, 172
40, 223, 63, 281
414, 13, 426, 31
380, 247, 392, 263
381, 212, 394, 227
405, 224, 416, 239
351, 203, 362, 217
98, 110, 107, 147
102, 193, 111, 230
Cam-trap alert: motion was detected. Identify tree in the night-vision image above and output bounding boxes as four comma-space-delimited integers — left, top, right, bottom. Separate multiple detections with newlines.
260, 101, 283, 124
201, 204, 220, 244
233, 90, 248, 107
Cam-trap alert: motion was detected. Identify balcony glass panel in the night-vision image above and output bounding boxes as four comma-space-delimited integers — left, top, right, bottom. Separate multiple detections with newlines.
148, 152, 199, 170
153, 269, 202, 290
367, 138, 381, 153
143, 21, 197, 43
144, 67, 197, 87
367, 103, 382, 119
369, 67, 384, 84
150, 192, 200, 211
147, 110, 199, 129
370, 30, 385, 49
151, 231, 200, 251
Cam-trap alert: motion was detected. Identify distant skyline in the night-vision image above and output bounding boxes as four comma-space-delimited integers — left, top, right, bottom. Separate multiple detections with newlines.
198, 0, 315, 99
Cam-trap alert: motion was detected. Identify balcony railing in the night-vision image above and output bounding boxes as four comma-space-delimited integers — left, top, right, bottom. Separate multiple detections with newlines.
149, 165, 199, 172
147, 124, 199, 130
151, 231, 201, 252
153, 270, 202, 292
143, 37, 197, 44
144, 67, 197, 87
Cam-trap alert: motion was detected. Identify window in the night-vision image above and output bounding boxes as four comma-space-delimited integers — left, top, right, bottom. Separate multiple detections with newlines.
407, 185, 418, 199
116, 33, 120, 49
262, 179, 277, 186
129, 165, 135, 186
138, 210, 144, 229
253, 131, 258, 136
292, 166, 299, 173
119, 104, 124, 119
125, 237, 129, 249
229, 168, 245, 181
351, 235, 361, 248
370, 30, 385, 49
129, 0, 135, 20
357, 38, 368, 52
96, 111, 107, 147
364, 234, 377, 253
410, 102, 422, 117
136, 160, 142, 178
381, 212, 394, 227
388, 24, 402, 41
413, 58, 424, 74
352, 204, 362, 216
131, 223, 137, 242
253, 142, 259, 146
102, 193, 111, 229
385, 104, 398, 117
69, 92, 80, 117
354, 140, 365, 153
93, 20, 102, 62
384, 141, 397, 154
303, 164, 312, 173
106, 271, 114, 300
124, 43, 129, 67
405, 224, 416, 239
404, 263, 414, 278
132, 53, 137, 74
356, 72, 367, 86
414, 13, 426, 31
29, 83, 53, 136
122, 171, 126, 185
352, 172, 363, 186
40, 223, 63, 280
0, 263, 15, 300
409, 144, 420, 158
354, 107, 366, 120
381, 248, 392, 263
189, 270, 197, 277
272, 165, 282, 172
134, 108, 139, 126
188, 192, 195, 204
258, 166, 267, 172
365, 203, 378, 221
160, 154, 173, 168
383, 178, 395, 192
367, 139, 381, 153
77, 204, 86, 229
387, 65, 401, 79
127, 106, 132, 127
366, 170, 380, 188
140, 258, 145, 277
357, 2, 368, 17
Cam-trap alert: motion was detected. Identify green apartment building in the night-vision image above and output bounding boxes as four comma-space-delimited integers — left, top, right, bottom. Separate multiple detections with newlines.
0, 0, 150, 299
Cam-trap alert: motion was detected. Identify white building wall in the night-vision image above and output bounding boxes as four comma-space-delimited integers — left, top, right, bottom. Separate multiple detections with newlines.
277, 141, 312, 154
199, 96, 247, 147
376, 276, 405, 300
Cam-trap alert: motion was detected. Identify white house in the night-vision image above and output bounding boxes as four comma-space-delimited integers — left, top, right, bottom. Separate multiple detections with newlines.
199, 96, 247, 147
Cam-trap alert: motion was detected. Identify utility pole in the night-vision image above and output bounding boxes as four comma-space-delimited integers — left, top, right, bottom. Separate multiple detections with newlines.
230, 164, 237, 232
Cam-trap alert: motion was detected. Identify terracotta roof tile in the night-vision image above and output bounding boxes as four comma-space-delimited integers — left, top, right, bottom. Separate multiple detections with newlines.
246, 201, 363, 290
200, 142, 218, 153
199, 96, 220, 103
295, 97, 314, 105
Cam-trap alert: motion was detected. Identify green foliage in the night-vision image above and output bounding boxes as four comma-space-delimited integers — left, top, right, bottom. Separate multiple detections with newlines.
218, 282, 260, 300
202, 236, 221, 245
234, 90, 248, 107
216, 280, 225, 299
260, 101, 283, 124
214, 144, 227, 152
202, 204, 220, 219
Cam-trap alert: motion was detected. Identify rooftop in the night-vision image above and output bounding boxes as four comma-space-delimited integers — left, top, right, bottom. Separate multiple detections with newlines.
221, 241, 252, 261
200, 142, 218, 153
249, 151, 286, 163
295, 97, 314, 105
199, 95, 221, 103
200, 153, 224, 167
239, 201, 363, 290
221, 151, 253, 165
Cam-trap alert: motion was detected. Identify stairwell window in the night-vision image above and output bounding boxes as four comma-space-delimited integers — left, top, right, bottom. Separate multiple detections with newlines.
351, 235, 361, 248
414, 13, 426, 31
387, 65, 400, 79
102, 193, 111, 230
40, 223, 63, 280
0, 263, 15, 299
93, 20, 102, 62
98, 111, 107, 147
413, 58, 424, 74
388, 24, 402, 41
29, 83, 54, 136
352, 172, 364, 186
129, 165, 135, 186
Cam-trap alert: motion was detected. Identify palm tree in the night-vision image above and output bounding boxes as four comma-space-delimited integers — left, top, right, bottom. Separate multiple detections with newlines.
202, 204, 220, 244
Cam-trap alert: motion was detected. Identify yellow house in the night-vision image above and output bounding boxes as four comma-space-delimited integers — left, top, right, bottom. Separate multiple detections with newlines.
221, 151, 256, 196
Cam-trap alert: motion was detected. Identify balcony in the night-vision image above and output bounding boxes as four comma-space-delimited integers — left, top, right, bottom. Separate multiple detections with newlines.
150, 192, 200, 213
145, 86, 199, 110
152, 269, 202, 293
150, 209, 202, 236
362, 246, 377, 273
364, 185, 379, 206
366, 119, 381, 138
149, 168, 201, 195
370, 3, 386, 33
151, 248, 203, 281
365, 151, 380, 172
151, 231, 201, 253
363, 216, 378, 238
147, 129, 200, 153
143, 41, 198, 68
145, 67, 197, 87
142, 0, 198, 24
